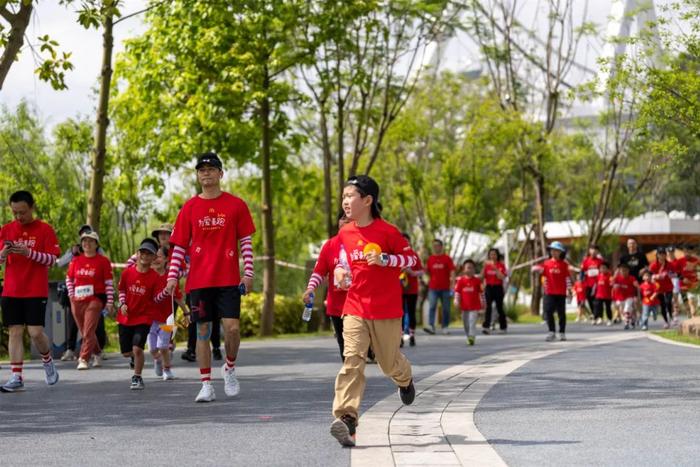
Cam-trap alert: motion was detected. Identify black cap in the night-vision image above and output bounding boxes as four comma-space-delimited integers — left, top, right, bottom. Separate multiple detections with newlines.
78, 224, 93, 236
138, 238, 159, 255
346, 175, 383, 213
657, 246, 667, 254
195, 152, 223, 170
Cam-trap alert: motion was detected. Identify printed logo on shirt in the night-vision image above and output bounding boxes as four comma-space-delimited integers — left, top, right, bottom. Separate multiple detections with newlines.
129, 282, 146, 295
77, 267, 96, 277
197, 213, 227, 230
15, 236, 37, 248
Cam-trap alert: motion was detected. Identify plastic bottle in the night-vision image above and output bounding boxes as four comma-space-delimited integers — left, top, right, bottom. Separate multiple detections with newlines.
338, 245, 352, 288
302, 293, 314, 322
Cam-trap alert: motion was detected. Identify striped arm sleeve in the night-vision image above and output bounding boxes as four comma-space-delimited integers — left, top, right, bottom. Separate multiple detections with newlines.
387, 252, 418, 268
153, 288, 170, 304
28, 249, 56, 266
65, 277, 75, 297
306, 272, 323, 291
240, 236, 254, 278
126, 253, 137, 268
167, 245, 187, 281
105, 279, 114, 306
118, 292, 126, 305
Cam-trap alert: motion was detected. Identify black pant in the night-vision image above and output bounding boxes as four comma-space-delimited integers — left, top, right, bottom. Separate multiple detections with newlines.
66, 308, 106, 351
483, 285, 507, 330
402, 294, 418, 332
585, 287, 596, 317
330, 315, 344, 362
594, 299, 612, 320
544, 295, 566, 333
186, 317, 221, 352
658, 292, 673, 323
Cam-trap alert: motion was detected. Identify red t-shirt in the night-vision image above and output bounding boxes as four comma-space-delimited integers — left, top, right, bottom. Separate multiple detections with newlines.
151, 273, 182, 323
612, 274, 638, 301
581, 256, 604, 288
403, 257, 423, 295
483, 261, 507, 286
640, 281, 660, 306
427, 254, 455, 290
675, 256, 699, 291
454, 275, 484, 311
574, 281, 586, 303
594, 272, 613, 299
117, 267, 160, 326
649, 261, 674, 293
338, 219, 417, 320
67, 254, 113, 303
312, 236, 347, 317
170, 192, 256, 292
541, 258, 570, 296
1, 219, 60, 298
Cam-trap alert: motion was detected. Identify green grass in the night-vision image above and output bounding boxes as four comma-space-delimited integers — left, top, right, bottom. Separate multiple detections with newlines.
652, 330, 700, 346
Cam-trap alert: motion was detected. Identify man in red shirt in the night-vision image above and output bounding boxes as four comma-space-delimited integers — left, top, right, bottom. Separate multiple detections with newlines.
330, 175, 417, 447
0, 191, 60, 392
303, 212, 350, 360
425, 239, 456, 335
166, 153, 255, 403
676, 244, 698, 317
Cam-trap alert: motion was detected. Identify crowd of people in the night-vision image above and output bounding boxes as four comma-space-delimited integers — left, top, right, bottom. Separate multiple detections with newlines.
0, 152, 698, 448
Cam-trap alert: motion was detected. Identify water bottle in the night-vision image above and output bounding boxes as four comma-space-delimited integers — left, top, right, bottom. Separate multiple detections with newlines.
302, 293, 314, 322
338, 245, 352, 288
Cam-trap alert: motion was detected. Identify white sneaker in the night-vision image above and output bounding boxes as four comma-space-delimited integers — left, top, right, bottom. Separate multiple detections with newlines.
154, 358, 163, 377
60, 349, 76, 361
545, 332, 556, 342
195, 382, 216, 402
595, 318, 603, 325
559, 333, 567, 341
221, 363, 240, 397
441, 328, 450, 335
606, 320, 612, 327
77, 359, 89, 370
91, 354, 102, 368
162, 368, 175, 381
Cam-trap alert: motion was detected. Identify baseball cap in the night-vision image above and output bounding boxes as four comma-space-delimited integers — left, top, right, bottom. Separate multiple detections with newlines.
547, 241, 567, 252
346, 175, 383, 212
138, 238, 159, 255
80, 231, 100, 243
78, 224, 93, 236
151, 223, 174, 238
195, 152, 223, 170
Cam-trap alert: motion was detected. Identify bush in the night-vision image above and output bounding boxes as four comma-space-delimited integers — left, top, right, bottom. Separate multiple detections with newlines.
239, 292, 305, 337
505, 303, 531, 322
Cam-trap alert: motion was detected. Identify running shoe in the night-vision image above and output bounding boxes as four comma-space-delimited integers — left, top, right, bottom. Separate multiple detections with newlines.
559, 333, 567, 341
212, 347, 223, 361
60, 349, 76, 361
44, 360, 59, 385
154, 358, 163, 377
130, 375, 145, 390
606, 320, 613, 327
330, 415, 356, 447
409, 335, 416, 347
398, 379, 415, 405
663, 323, 670, 329
468, 336, 475, 346
423, 326, 435, 335
91, 354, 102, 368
482, 328, 491, 335
195, 382, 216, 402
545, 332, 556, 342
77, 359, 89, 370
99, 351, 109, 361
441, 328, 450, 335
1, 374, 24, 392
221, 363, 240, 397
181, 349, 196, 362
641, 325, 648, 331
624, 324, 630, 330
162, 368, 175, 381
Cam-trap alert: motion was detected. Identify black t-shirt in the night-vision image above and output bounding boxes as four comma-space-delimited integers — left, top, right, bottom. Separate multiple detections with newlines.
619, 252, 649, 280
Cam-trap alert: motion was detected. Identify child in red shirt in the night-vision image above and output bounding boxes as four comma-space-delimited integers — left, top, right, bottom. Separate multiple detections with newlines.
649, 248, 674, 328
454, 260, 484, 346
593, 262, 613, 325
612, 263, 639, 329
532, 242, 573, 342
639, 270, 660, 331
573, 280, 589, 323
117, 239, 169, 390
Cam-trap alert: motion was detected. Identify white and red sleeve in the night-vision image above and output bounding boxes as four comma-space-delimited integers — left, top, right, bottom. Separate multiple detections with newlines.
240, 235, 254, 278
27, 249, 57, 266
168, 245, 187, 281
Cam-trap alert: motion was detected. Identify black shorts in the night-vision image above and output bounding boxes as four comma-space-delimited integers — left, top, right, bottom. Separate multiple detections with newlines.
118, 324, 150, 354
189, 286, 241, 322
1, 297, 47, 327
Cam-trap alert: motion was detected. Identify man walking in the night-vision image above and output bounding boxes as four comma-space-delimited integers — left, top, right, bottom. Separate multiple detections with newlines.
425, 239, 455, 334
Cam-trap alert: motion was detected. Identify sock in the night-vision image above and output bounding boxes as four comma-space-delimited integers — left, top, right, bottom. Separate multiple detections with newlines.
41, 351, 53, 364
10, 362, 23, 381
200, 367, 211, 383
164, 365, 171, 370
225, 356, 236, 371
409, 329, 415, 336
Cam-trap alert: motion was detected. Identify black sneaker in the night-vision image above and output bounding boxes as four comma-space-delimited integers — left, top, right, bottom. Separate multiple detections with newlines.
181, 349, 196, 362
130, 375, 145, 390
423, 326, 435, 335
409, 335, 416, 347
399, 379, 415, 405
129, 356, 135, 369
330, 414, 356, 447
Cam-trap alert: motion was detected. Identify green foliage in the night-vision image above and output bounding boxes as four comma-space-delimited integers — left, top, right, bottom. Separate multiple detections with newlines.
239, 292, 306, 337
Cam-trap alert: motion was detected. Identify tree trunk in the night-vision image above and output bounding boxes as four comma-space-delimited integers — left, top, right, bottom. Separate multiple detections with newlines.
320, 109, 335, 237
529, 170, 547, 316
87, 9, 114, 232
336, 98, 345, 202
259, 73, 276, 337
0, 3, 33, 91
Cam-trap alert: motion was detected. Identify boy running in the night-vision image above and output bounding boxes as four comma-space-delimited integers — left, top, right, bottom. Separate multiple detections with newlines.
639, 270, 660, 331
330, 175, 417, 447
593, 262, 613, 326
573, 279, 589, 323
612, 264, 639, 329
454, 259, 485, 346
166, 152, 255, 403
0, 191, 60, 392
649, 248, 674, 329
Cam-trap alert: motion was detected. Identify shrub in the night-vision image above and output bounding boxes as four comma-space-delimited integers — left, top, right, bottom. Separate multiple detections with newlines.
239, 292, 305, 337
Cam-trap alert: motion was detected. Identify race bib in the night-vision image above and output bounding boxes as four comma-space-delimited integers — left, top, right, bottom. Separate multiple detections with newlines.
587, 268, 599, 277
75, 285, 94, 299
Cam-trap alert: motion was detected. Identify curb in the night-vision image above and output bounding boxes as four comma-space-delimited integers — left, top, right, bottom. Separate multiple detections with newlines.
647, 332, 700, 349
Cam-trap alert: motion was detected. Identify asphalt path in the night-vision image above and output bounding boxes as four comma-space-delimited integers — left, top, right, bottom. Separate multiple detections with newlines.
1, 320, 696, 466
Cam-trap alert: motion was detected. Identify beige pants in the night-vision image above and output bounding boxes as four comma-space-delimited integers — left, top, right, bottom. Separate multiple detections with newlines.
332, 314, 413, 420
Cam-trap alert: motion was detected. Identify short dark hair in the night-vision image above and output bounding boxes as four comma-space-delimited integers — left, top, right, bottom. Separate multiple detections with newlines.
462, 259, 476, 268
488, 248, 502, 260
9, 190, 34, 207
337, 209, 347, 223
433, 239, 443, 246
601, 261, 610, 268
619, 262, 630, 270
402, 232, 411, 241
